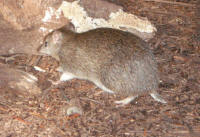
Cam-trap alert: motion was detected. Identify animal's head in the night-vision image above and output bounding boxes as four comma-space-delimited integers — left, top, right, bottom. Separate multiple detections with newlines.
40, 30, 63, 56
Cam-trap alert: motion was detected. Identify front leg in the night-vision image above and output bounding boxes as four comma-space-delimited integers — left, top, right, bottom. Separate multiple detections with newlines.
60, 72, 76, 81
56, 66, 64, 72
56, 66, 76, 81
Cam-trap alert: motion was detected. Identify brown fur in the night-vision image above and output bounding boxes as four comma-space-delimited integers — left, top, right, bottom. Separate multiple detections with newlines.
40, 28, 159, 97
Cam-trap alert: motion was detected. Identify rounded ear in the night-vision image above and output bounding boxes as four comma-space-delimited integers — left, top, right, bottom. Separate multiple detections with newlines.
52, 31, 63, 44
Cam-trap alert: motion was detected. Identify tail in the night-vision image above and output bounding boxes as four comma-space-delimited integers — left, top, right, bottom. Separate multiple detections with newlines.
150, 91, 167, 104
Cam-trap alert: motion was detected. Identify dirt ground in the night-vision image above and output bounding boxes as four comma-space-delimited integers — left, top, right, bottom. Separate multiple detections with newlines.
0, 0, 199, 137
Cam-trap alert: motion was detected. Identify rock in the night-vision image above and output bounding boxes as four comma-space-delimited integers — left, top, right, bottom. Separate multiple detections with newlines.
0, 0, 63, 30
0, 64, 41, 95
65, 98, 83, 116
67, 106, 83, 116
0, 0, 156, 55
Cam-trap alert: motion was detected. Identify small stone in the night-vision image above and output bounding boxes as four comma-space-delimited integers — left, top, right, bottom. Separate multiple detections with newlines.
66, 106, 83, 116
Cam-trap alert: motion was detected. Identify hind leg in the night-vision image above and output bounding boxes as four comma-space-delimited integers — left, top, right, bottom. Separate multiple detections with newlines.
150, 91, 167, 103
93, 81, 114, 94
93, 81, 138, 106
115, 96, 138, 106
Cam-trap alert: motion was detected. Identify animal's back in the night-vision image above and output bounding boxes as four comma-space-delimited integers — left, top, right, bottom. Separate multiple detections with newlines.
59, 28, 146, 69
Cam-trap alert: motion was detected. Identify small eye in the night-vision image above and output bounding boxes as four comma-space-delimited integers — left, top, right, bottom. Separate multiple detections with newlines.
44, 41, 48, 47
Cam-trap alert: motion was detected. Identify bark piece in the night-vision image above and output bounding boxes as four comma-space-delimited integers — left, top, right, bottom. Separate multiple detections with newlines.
60, 0, 156, 40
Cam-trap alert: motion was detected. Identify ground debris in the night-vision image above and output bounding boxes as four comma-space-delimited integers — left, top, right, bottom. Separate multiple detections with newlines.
0, 0, 199, 136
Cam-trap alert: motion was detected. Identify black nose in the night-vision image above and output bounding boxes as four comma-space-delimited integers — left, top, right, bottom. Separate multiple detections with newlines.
45, 41, 48, 47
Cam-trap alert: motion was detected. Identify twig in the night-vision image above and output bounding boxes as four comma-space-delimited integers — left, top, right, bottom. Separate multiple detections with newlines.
80, 97, 104, 105
144, 0, 195, 7
40, 81, 71, 102
13, 116, 31, 125
153, 37, 162, 49
29, 112, 46, 119
143, 9, 188, 17
0, 53, 26, 63
40, 81, 62, 101
33, 56, 42, 66
0, 106, 8, 112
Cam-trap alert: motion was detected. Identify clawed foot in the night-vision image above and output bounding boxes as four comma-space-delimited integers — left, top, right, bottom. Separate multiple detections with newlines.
115, 96, 138, 107
114, 91, 166, 107
150, 92, 167, 104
